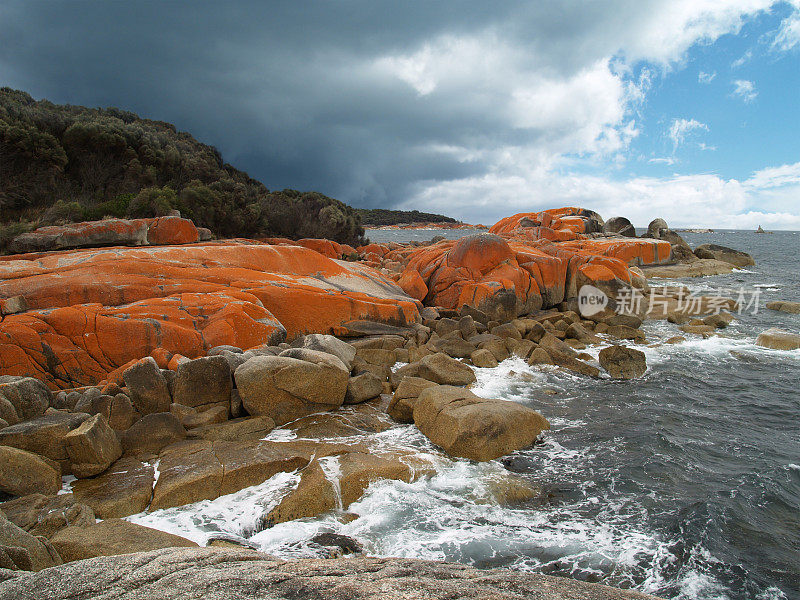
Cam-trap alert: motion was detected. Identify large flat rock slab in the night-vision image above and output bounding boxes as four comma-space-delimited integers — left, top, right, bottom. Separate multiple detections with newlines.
0, 243, 420, 388
0, 547, 663, 599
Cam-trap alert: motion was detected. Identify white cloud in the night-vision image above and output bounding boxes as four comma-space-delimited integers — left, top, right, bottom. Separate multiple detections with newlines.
365, 2, 791, 228
401, 162, 800, 230
731, 49, 753, 68
773, 8, 800, 50
744, 161, 800, 188
731, 79, 758, 102
698, 70, 717, 83
668, 118, 709, 151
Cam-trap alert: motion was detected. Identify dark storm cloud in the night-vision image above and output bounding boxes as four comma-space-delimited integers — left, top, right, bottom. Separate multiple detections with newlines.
2, 0, 626, 213
5, 1, 785, 224
0, 1, 516, 207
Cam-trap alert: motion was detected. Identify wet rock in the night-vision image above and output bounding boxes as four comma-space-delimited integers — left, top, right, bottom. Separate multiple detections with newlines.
310, 532, 363, 555
234, 354, 349, 426
344, 372, 383, 405
543, 348, 600, 378
470, 348, 499, 368
703, 312, 734, 329
413, 386, 549, 462
388, 376, 438, 423
606, 325, 646, 343
418, 353, 476, 386
755, 328, 800, 351
0, 446, 61, 497
63, 414, 122, 478
123, 358, 172, 416
598, 345, 647, 379
263, 451, 432, 526
693, 244, 755, 267
171, 356, 232, 414
18, 495, 96, 539
680, 324, 716, 336
50, 519, 197, 563
527, 347, 552, 365
121, 413, 186, 456
71, 457, 155, 519
150, 441, 223, 511
766, 301, 800, 314
186, 416, 275, 442
642, 259, 734, 278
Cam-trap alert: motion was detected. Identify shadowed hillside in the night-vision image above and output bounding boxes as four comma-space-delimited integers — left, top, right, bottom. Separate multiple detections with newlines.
0, 88, 366, 246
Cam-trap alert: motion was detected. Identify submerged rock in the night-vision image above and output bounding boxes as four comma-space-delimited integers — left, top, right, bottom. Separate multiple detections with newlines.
766, 301, 800, 314
598, 345, 647, 379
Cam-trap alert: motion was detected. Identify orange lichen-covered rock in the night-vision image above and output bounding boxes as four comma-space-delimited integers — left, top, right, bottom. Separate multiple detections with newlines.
7, 217, 199, 254
0, 242, 420, 388
489, 208, 604, 237
395, 207, 672, 319
145, 216, 199, 245
397, 269, 428, 302
295, 238, 345, 259
400, 233, 567, 321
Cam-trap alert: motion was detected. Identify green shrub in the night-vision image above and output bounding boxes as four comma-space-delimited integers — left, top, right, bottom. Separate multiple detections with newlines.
0, 87, 367, 246
41, 200, 86, 224
0, 220, 35, 254
126, 186, 179, 218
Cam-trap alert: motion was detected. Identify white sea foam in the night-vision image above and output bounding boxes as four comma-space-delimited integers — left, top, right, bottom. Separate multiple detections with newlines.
59, 475, 76, 495
126, 471, 300, 545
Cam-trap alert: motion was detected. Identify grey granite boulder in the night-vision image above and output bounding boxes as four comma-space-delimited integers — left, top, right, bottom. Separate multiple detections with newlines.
0, 547, 662, 599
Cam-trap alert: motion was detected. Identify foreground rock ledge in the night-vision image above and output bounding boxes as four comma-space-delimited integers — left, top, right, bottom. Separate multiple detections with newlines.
0, 547, 662, 600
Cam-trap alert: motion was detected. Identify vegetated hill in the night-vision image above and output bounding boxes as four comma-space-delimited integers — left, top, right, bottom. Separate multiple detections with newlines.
0, 88, 366, 247
356, 208, 458, 226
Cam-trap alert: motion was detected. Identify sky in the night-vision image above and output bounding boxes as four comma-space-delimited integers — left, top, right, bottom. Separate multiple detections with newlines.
1, 1, 798, 229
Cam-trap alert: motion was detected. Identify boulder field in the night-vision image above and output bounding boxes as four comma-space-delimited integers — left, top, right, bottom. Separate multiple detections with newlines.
0, 206, 755, 590
1, 206, 754, 389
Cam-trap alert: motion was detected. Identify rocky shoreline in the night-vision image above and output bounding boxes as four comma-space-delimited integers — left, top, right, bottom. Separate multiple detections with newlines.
0, 547, 661, 600
0, 206, 783, 598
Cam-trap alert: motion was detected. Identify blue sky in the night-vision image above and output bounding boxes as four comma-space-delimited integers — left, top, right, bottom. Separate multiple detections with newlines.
1, 1, 799, 228
629, 3, 798, 180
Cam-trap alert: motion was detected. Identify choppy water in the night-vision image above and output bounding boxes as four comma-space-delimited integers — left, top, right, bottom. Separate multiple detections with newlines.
125, 229, 799, 600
